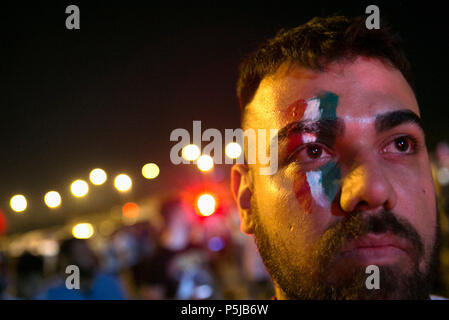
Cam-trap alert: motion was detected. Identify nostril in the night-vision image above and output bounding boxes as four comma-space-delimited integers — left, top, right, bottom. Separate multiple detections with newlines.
354, 200, 370, 212
331, 199, 346, 216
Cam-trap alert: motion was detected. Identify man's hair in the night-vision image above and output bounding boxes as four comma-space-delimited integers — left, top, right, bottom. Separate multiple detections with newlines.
236, 16, 414, 124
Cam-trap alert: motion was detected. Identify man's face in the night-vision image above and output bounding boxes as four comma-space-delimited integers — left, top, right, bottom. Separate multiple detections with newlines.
231, 57, 438, 299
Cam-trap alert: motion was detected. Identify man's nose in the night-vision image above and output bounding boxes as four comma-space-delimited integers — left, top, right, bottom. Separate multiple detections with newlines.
339, 160, 397, 213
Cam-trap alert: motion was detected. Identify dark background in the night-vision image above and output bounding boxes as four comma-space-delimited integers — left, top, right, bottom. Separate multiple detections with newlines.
0, 1, 448, 234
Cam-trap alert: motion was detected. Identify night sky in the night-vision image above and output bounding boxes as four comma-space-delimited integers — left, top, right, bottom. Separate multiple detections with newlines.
1, 1, 448, 234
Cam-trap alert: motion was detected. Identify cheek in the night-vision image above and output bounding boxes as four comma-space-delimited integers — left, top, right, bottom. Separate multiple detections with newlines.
258, 171, 339, 256
258, 174, 317, 243
293, 162, 341, 213
390, 165, 437, 256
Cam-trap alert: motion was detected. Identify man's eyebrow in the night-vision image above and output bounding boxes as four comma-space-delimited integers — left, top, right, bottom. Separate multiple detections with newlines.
276, 118, 345, 144
375, 110, 423, 133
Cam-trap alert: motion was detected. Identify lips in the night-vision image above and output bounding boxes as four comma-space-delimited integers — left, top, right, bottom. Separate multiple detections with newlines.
339, 233, 414, 263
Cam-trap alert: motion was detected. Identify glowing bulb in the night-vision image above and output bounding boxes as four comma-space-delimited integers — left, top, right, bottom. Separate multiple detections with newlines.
142, 163, 160, 179
44, 191, 61, 208
197, 155, 214, 172
122, 202, 139, 219
225, 142, 242, 159
89, 168, 107, 185
72, 223, 94, 239
182, 144, 200, 161
114, 174, 132, 192
10, 195, 27, 213
197, 193, 216, 216
71, 180, 89, 197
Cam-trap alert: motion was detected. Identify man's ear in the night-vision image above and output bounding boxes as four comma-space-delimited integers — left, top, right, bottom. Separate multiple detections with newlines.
231, 163, 255, 234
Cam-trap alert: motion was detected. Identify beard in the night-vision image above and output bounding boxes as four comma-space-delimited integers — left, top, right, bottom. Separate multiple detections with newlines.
251, 196, 440, 300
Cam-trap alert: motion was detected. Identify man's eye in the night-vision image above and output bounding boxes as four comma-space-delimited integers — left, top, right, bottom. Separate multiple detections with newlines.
382, 136, 416, 154
307, 145, 323, 158
292, 144, 332, 163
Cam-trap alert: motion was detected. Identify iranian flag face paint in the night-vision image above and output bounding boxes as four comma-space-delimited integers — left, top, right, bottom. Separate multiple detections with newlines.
305, 161, 341, 208
288, 91, 342, 212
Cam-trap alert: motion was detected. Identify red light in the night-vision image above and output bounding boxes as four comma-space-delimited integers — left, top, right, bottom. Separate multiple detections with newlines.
180, 181, 231, 222
0, 209, 7, 235
122, 202, 139, 219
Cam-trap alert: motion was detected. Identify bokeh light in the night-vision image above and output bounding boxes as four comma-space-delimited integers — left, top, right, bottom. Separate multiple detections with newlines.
208, 236, 225, 252
182, 144, 200, 161
0, 209, 8, 234
197, 155, 214, 172
44, 191, 62, 208
72, 223, 95, 239
114, 174, 132, 192
122, 202, 139, 219
37, 239, 59, 256
142, 163, 160, 179
70, 180, 89, 197
437, 167, 449, 186
196, 193, 216, 216
89, 168, 107, 185
10, 195, 27, 213
225, 142, 242, 159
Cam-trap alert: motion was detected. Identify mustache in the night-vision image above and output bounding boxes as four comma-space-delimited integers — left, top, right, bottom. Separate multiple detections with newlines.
321, 210, 424, 260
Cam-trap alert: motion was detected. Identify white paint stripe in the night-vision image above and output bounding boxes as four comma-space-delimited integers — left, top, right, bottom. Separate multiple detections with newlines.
302, 98, 321, 121
302, 132, 317, 143
306, 170, 326, 207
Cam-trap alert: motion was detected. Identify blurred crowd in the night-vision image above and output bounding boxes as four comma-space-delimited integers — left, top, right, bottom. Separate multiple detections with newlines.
433, 142, 449, 295
0, 196, 274, 300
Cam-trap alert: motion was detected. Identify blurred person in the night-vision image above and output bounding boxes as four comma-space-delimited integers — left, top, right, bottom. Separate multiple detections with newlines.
104, 222, 157, 298
208, 235, 249, 300
15, 251, 45, 299
435, 142, 449, 216
98, 228, 140, 299
0, 252, 13, 299
231, 16, 442, 299
137, 198, 215, 299
170, 248, 215, 300
38, 238, 126, 300
107, 227, 141, 272
133, 199, 186, 299
435, 142, 449, 169
432, 142, 449, 296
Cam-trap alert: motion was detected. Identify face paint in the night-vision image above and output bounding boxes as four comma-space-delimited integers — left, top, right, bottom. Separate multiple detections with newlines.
284, 99, 314, 156
285, 99, 307, 119
306, 161, 341, 207
294, 172, 314, 213
284, 99, 315, 156
286, 132, 318, 154
290, 91, 341, 212
302, 91, 339, 121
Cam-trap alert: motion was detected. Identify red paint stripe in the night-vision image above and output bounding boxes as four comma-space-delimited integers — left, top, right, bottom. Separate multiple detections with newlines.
293, 172, 313, 214
285, 99, 307, 119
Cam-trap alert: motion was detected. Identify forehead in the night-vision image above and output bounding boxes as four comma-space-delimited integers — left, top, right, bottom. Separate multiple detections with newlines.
246, 57, 419, 129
